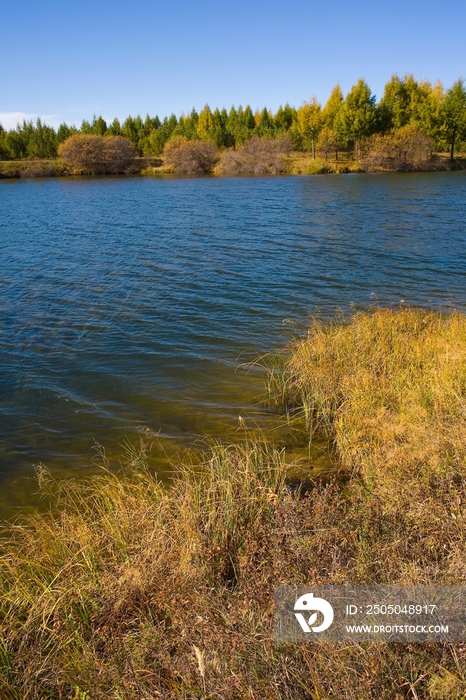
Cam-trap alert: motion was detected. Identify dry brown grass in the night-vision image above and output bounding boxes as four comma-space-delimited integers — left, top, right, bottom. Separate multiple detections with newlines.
1, 309, 466, 698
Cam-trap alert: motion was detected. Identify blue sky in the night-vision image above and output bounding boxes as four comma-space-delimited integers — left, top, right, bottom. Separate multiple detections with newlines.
1, 0, 465, 129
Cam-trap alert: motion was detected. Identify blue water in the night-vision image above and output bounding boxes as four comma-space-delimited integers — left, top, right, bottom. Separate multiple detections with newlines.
1, 172, 465, 515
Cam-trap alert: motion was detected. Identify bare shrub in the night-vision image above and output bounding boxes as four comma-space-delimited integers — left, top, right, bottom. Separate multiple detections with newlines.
103, 137, 139, 173
58, 134, 137, 174
162, 135, 188, 163
58, 134, 104, 173
163, 136, 219, 174
217, 136, 291, 175
362, 125, 433, 172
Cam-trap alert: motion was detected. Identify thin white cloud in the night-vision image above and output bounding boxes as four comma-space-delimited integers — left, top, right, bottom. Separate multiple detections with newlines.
0, 112, 60, 129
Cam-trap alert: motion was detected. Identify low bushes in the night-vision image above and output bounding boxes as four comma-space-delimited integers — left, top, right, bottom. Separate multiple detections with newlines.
163, 136, 219, 174
362, 125, 434, 171
217, 136, 292, 175
58, 134, 137, 174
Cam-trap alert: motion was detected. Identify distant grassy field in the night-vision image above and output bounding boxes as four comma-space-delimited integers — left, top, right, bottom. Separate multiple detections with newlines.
1, 309, 466, 698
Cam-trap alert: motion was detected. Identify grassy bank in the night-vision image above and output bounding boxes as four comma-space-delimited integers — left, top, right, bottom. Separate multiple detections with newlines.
281, 152, 466, 175
142, 151, 466, 177
1, 309, 466, 698
0, 157, 160, 179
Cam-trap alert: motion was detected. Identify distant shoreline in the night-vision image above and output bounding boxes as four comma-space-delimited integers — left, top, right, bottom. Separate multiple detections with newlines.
1, 152, 465, 179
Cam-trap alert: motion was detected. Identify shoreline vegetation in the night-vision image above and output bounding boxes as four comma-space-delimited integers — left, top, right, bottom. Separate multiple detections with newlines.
1, 149, 465, 180
1, 308, 466, 698
1, 75, 465, 178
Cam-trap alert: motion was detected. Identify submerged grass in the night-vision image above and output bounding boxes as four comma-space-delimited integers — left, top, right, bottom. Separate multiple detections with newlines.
1, 308, 466, 698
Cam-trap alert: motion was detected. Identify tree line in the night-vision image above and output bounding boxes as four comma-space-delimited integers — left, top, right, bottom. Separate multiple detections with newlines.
1, 75, 465, 163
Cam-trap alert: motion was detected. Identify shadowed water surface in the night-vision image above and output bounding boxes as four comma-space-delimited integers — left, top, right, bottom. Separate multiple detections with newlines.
1, 172, 465, 516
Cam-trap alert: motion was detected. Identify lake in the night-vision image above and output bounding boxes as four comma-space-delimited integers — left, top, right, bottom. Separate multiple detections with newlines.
1, 172, 465, 517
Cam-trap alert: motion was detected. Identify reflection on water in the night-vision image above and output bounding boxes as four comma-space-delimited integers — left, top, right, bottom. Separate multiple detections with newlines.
1, 172, 465, 517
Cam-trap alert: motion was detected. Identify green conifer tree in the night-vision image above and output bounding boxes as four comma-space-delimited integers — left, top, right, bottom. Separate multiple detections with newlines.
255, 108, 275, 137
226, 106, 239, 146
322, 85, 344, 129
274, 104, 296, 133
57, 123, 77, 144
197, 105, 214, 139
107, 118, 122, 136
80, 120, 92, 135
91, 116, 108, 136
444, 79, 466, 160
335, 79, 377, 157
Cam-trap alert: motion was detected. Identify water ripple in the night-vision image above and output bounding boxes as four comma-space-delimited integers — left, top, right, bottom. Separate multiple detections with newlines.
0, 172, 465, 514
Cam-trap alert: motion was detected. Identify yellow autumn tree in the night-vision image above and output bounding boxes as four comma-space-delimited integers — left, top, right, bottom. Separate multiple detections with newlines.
322, 84, 344, 129
294, 97, 323, 158
197, 105, 214, 139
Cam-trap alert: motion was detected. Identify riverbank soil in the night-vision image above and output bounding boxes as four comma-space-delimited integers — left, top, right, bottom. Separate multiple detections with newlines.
1, 309, 465, 698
